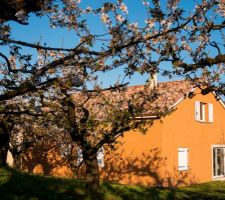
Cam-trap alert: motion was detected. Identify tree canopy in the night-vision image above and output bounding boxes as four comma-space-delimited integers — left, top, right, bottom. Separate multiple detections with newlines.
0, 0, 224, 103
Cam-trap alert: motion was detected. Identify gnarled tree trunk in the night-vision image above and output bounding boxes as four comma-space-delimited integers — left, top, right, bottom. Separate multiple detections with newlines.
0, 123, 10, 166
0, 117, 14, 167
84, 153, 100, 193
10, 150, 21, 169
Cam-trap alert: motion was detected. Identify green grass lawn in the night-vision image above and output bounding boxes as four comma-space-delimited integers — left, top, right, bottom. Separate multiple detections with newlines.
1, 167, 225, 200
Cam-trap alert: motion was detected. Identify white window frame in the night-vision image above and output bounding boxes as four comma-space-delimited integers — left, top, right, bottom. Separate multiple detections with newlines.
178, 148, 189, 171
76, 147, 83, 166
211, 145, 225, 180
195, 101, 201, 121
97, 147, 104, 168
195, 101, 214, 123
76, 147, 105, 168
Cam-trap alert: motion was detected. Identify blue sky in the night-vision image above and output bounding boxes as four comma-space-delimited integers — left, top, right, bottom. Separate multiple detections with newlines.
5, 0, 218, 87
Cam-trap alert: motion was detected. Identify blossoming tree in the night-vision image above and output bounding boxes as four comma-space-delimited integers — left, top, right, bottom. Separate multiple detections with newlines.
0, 0, 224, 192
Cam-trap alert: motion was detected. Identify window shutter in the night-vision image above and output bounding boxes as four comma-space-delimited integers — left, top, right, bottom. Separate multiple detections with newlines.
76, 147, 83, 166
97, 147, 104, 167
178, 148, 189, 171
208, 103, 214, 123
195, 101, 200, 121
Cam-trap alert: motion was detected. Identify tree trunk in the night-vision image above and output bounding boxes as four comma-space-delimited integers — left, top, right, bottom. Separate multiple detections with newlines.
0, 131, 10, 166
84, 153, 100, 193
0, 118, 14, 167
11, 152, 21, 169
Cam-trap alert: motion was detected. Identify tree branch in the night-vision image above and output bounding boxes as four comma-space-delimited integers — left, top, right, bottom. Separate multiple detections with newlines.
0, 52, 11, 72
0, 37, 78, 52
0, 110, 44, 116
69, 82, 129, 93
0, 77, 58, 101
181, 54, 225, 73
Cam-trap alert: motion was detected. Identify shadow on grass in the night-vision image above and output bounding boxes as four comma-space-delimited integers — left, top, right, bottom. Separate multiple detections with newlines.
102, 181, 225, 200
101, 181, 178, 200
177, 182, 225, 200
0, 167, 89, 200
1, 167, 225, 200
0, 167, 177, 200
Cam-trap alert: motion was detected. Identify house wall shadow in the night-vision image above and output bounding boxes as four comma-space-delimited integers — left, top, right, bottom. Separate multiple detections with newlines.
21, 137, 74, 178
19, 144, 198, 188
101, 147, 198, 188
14, 137, 198, 189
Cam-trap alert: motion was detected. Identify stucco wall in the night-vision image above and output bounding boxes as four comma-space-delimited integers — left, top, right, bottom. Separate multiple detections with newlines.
21, 141, 74, 178
160, 89, 225, 186
102, 89, 225, 187
102, 119, 164, 186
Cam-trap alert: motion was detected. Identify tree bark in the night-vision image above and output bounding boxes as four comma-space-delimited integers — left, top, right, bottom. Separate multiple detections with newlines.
0, 128, 10, 166
0, 0, 43, 23
84, 153, 100, 193
10, 151, 21, 169
0, 117, 14, 167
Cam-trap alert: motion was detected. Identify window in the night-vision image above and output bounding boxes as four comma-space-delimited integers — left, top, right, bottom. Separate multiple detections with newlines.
199, 102, 206, 121
213, 147, 225, 178
76, 147, 83, 166
76, 147, 104, 167
97, 147, 104, 168
178, 148, 189, 171
195, 101, 213, 123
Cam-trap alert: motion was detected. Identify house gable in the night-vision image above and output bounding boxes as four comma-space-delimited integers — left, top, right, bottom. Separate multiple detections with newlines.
102, 85, 225, 187
159, 88, 225, 185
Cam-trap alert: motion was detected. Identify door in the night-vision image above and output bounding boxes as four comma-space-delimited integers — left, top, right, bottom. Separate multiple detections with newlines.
213, 147, 225, 178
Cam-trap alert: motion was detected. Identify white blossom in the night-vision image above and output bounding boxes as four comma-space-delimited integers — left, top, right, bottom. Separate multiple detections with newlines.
145, 19, 155, 29
119, 3, 128, 14
101, 13, 110, 24
116, 14, 125, 23
217, 0, 225, 17
142, 1, 150, 6
15, 10, 28, 23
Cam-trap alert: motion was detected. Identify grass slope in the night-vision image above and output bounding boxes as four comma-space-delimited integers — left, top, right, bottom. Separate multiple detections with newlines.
0, 167, 225, 200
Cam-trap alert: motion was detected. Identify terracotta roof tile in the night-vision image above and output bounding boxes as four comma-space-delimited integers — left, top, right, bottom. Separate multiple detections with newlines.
124, 79, 195, 116
72, 79, 195, 118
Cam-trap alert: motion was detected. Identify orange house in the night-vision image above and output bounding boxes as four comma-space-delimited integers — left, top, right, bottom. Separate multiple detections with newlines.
101, 80, 225, 187
8, 79, 225, 187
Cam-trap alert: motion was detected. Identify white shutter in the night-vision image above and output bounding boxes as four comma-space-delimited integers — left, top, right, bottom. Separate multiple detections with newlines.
76, 147, 83, 166
97, 147, 104, 167
195, 101, 200, 121
208, 103, 214, 123
178, 148, 189, 171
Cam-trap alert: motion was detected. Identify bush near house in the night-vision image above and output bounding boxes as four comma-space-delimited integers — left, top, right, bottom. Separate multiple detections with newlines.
0, 167, 225, 200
